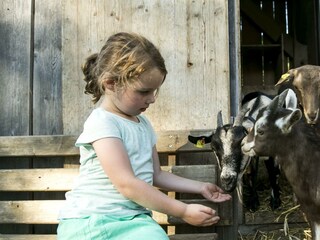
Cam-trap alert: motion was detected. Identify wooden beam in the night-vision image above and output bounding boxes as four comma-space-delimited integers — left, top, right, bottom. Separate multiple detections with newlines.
240, 0, 283, 42
0, 131, 204, 157
0, 135, 78, 157
0, 165, 217, 191
0, 199, 224, 225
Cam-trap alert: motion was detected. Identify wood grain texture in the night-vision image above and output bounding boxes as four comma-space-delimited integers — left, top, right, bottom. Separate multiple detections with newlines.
0, 131, 210, 156
33, 0, 63, 136
0, 1, 33, 233
0, 199, 225, 225
0, 134, 226, 238
0, 135, 79, 157
0, 0, 32, 137
62, 0, 230, 134
0, 165, 217, 191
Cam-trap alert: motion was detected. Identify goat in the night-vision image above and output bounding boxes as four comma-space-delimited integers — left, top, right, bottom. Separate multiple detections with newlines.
188, 92, 281, 211
241, 89, 320, 240
276, 64, 320, 125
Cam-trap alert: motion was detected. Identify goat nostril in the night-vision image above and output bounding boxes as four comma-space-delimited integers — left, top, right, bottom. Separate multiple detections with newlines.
307, 111, 318, 120
308, 115, 316, 121
222, 175, 234, 185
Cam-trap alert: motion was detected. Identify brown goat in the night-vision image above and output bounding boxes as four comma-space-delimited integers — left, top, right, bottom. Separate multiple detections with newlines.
276, 64, 320, 125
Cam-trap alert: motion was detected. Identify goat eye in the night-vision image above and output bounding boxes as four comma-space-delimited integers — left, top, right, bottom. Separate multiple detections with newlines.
257, 129, 264, 135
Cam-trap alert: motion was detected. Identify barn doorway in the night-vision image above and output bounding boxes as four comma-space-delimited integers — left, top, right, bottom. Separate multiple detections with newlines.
240, 0, 319, 96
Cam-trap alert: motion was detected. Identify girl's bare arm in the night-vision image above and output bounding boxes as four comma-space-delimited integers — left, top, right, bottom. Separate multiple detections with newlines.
93, 137, 220, 226
152, 146, 231, 203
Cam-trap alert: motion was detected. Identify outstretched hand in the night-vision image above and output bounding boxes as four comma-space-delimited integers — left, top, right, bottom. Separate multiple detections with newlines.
182, 204, 220, 227
200, 183, 232, 202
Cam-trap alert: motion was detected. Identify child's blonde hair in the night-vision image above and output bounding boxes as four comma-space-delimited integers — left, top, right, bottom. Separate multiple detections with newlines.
82, 32, 167, 103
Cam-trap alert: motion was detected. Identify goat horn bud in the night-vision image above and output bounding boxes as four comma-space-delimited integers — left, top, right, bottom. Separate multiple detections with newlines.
233, 108, 249, 126
217, 111, 223, 127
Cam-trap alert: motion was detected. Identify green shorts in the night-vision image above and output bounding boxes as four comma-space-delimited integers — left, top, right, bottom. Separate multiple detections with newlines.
57, 213, 169, 240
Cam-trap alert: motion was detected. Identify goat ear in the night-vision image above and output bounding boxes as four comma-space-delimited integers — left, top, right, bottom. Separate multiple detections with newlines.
285, 89, 298, 109
217, 111, 223, 127
268, 89, 291, 112
280, 109, 302, 134
275, 70, 294, 86
188, 135, 213, 144
277, 89, 290, 108
267, 94, 280, 112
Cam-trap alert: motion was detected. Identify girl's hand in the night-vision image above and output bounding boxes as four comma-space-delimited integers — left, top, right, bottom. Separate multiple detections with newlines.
181, 204, 220, 226
200, 183, 232, 202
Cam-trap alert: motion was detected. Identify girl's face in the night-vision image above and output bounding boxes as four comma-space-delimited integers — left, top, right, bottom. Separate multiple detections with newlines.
113, 67, 165, 118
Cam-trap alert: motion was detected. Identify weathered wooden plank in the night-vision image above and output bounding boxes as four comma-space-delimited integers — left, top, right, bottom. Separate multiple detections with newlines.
0, 131, 207, 157
0, 135, 79, 157
169, 233, 218, 240
171, 164, 216, 183
0, 233, 218, 240
0, 0, 33, 234
61, 0, 99, 135
0, 200, 63, 224
33, 0, 63, 136
0, 199, 221, 225
32, 3, 64, 230
0, 0, 32, 137
0, 235, 56, 240
0, 168, 78, 191
0, 165, 216, 191
156, 131, 193, 153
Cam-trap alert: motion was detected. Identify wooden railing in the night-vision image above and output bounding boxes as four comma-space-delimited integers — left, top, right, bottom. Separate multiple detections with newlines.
0, 132, 233, 240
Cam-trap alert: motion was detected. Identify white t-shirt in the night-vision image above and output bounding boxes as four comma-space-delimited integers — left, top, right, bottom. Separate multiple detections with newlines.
58, 108, 157, 219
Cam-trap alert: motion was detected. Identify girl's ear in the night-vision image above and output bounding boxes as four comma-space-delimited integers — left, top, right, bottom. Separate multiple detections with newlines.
103, 79, 115, 91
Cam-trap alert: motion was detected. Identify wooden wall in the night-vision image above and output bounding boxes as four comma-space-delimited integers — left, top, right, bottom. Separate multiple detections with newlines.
1, 0, 230, 138
0, 0, 231, 236
62, 0, 230, 134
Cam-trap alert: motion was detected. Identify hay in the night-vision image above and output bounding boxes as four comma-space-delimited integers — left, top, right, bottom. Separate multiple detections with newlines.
239, 169, 311, 240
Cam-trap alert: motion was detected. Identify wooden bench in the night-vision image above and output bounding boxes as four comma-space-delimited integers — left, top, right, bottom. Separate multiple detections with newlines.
0, 133, 232, 239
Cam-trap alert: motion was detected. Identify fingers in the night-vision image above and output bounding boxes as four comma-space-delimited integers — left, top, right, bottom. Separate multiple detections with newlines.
212, 193, 232, 202
184, 204, 223, 227
202, 183, 232, 202
211, 191, 232, 201
202, 216, 220, 226
200, 205, 215, 215
200, 207, 220, 225
199, 208, 220, 226
215, 185, 225, 193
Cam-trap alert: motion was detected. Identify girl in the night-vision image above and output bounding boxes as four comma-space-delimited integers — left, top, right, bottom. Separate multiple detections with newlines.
57, 32, 231, 240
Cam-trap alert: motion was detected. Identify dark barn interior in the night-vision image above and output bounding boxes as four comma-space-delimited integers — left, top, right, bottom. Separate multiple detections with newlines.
240, 0, 319, 96
238, 1, 319, 238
